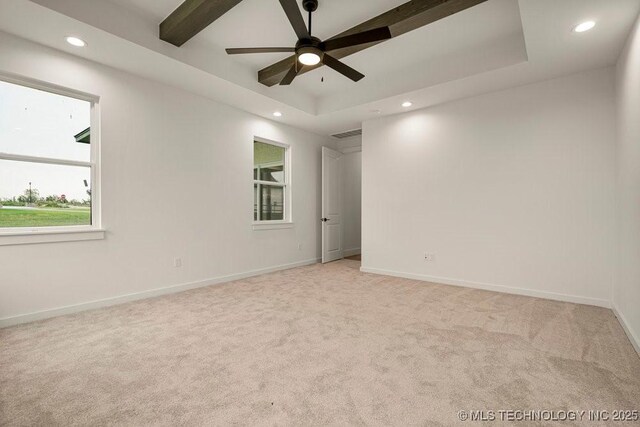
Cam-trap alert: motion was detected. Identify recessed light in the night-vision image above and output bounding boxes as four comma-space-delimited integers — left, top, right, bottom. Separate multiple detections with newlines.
66, 36, 87, 47
273, 111, 283, 117
573, 21, 596, 33
402, 101, 413, 108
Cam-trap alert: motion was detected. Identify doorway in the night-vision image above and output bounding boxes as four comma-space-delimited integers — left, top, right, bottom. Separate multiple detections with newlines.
321, 137, 362, 264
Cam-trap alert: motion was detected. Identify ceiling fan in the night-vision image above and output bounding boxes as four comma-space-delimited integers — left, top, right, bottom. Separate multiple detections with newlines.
225, 0, 392, 85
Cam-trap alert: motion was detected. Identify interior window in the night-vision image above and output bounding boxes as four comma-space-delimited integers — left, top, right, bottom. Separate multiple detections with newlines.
253, 140, 287, 222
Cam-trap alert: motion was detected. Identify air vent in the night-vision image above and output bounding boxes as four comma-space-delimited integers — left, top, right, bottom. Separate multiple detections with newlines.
331, 129, 362, 139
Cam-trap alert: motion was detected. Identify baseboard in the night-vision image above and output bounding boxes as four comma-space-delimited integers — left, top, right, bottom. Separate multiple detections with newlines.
343, 247, 361, 257
360, 267, 611, 308
0, 258, 320, 328
612, 304, 640, 357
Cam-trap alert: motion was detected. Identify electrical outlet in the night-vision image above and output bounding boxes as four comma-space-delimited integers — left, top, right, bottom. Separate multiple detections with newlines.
174, 258, 183, 268
424, 253, 435, 262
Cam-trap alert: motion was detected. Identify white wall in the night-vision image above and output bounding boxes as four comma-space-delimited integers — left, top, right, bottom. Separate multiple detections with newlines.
340, 151, 362, 256
362, 68, 616, 307
0, 32, 333, 323
614, 14, 640, 352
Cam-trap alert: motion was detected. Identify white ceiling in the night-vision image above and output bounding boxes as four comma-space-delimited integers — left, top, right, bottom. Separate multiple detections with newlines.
112, 0, 410, 60
104, 0, 527, 103
1, 0, 640, 136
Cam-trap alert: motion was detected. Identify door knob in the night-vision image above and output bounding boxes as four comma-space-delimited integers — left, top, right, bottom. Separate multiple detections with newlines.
321, 218, 330, 222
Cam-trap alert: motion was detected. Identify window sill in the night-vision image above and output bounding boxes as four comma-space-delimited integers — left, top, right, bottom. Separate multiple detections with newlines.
0, 228, 106, 246
252, 222, 294, 231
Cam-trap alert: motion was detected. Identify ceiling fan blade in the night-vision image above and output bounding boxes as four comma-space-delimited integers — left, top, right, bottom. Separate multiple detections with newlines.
279, 63, 300, 85
320, 27, 392, 52
278, 0, 309, 40
226, 47, 295, 55
322, 54, 364, 82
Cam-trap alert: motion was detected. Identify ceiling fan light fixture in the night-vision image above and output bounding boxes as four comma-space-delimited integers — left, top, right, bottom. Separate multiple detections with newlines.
299, 52, 321, 66
298, 45, 323, 66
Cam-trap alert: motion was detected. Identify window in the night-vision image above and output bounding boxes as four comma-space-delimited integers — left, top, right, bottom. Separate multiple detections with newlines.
253, 138, 290, 225
0, 76, 101, 242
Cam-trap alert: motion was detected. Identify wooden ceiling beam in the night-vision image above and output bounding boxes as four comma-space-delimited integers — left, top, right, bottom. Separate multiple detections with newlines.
160, 0, 244, 47
258, 0, 489, 86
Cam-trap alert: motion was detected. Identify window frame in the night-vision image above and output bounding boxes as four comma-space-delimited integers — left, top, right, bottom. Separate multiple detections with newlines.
0, 73, 103, 245
252, 136, 292, 230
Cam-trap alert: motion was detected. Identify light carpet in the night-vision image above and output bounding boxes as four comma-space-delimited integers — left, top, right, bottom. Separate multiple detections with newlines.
1, 260, 639, 425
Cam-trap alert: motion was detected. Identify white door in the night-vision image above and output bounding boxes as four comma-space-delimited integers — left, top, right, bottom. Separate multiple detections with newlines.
322, 147, 343, 263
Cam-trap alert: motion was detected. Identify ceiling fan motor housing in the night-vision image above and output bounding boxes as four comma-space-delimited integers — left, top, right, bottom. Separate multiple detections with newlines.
296, 36, 322, 51
296, 36, 323, 64
297, 45, 323, 62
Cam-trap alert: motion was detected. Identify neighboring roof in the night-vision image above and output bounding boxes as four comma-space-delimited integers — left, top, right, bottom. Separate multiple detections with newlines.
74, 127, 90, 144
